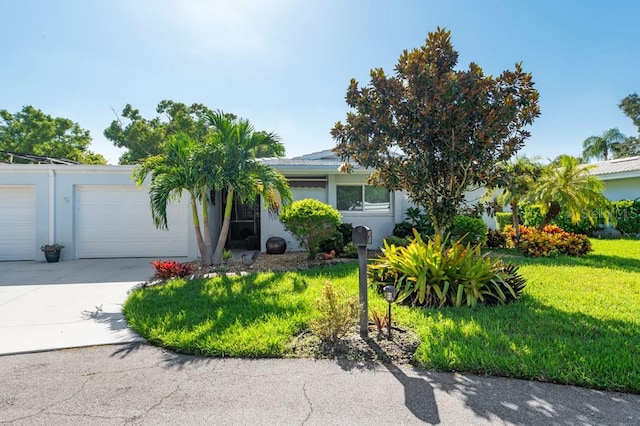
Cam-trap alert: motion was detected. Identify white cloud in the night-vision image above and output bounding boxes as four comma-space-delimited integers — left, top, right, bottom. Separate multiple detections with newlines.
118, 0, 300, 61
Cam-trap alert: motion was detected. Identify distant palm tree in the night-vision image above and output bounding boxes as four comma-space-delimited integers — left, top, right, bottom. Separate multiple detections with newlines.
204, 111, 293, 265
530, 155, 609, 229
133, 133, 220, 265
582, 128, 626, 162
490, 156, 542, 238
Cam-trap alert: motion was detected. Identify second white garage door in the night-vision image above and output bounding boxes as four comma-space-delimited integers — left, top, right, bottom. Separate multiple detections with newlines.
76, 185, 190, 258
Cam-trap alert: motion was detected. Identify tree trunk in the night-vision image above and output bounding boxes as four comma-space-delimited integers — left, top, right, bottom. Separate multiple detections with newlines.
212, 188, 234, 265
190, 195, 210, 266
538, 201, 561, 230
201, 188, 214, 265
510, 201, 521, 239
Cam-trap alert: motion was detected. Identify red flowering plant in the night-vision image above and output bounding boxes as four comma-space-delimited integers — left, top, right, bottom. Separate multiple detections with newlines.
151, 260, 193, 279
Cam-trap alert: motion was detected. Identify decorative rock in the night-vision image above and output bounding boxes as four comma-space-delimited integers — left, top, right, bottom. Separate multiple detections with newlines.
592, 227, 622, 239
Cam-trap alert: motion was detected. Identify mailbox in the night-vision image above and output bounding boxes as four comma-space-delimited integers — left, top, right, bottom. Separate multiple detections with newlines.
352, 225, 372, 246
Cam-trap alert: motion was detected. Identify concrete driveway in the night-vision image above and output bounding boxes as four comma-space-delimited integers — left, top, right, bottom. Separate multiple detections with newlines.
0, 258, 188, 355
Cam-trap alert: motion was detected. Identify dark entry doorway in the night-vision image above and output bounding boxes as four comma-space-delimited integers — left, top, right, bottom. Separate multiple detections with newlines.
228, 196, 260, 250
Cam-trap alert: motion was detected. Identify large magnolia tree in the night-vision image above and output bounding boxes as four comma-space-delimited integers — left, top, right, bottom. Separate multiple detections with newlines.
331, 28, 540, 235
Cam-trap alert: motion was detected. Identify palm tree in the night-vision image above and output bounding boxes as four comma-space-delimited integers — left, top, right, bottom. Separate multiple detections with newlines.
489, 156, 541, 239
132, 133, 221, 265
530, 155, 609, 229
582, 128, 626, 162
204, 110, 293, 265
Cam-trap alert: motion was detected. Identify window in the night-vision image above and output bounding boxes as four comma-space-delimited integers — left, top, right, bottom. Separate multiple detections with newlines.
336, 185, 391, 212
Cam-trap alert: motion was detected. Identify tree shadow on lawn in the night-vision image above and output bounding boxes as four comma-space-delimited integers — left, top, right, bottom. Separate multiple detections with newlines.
122, 272, 321, 358
410, 293, 639, 390
511, 253, 640, 273
391, 294, 640, 424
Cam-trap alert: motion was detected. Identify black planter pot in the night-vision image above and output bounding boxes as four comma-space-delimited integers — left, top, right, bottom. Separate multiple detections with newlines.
44, 251, 61, 263
266, 237, 287, 255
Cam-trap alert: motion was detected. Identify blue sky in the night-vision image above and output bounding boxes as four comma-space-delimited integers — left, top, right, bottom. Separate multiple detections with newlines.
2, 0, 639, 164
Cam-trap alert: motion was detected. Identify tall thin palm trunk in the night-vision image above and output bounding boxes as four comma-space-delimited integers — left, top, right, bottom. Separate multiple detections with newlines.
201, 188, 214, 265
212, 188, 234, 265
190, 194, 211, 265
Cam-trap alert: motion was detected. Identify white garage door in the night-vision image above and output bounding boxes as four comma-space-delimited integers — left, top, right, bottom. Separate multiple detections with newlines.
0, 185, 36, 261
76, 185, 189, 258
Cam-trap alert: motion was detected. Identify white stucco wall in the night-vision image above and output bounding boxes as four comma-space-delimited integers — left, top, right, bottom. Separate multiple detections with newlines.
0, 165, 199, 261
600, 176, 640, 201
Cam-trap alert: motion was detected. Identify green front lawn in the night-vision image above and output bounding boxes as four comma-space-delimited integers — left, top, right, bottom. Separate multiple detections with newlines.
123, 239, 640, 393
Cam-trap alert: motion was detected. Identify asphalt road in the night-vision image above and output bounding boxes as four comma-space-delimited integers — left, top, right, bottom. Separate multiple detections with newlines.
2, 343, 639, 425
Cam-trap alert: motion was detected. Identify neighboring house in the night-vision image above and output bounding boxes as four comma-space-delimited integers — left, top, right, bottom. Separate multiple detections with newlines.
1, 149, 488, 261
590, 156, 640, 201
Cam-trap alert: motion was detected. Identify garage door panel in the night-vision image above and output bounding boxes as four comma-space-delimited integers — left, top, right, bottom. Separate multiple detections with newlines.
76, 185, 189, 258
0, 186, 36, 261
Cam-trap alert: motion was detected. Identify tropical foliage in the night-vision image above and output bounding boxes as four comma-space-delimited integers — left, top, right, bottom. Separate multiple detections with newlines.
203, 110, 292, 265
133, 133, 218, 264
581, 128, 626, 162
485, 156, 542, 239
369, 231, 525, 308
332, 27, 540, 235
504, 225, 593, 257
529, 155, 609, 229
151, 260, 193, 279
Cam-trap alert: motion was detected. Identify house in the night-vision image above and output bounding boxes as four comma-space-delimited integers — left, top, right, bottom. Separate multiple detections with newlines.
591, 156, 640, 201
1, 149, 488, 261
0, 150, 408, 261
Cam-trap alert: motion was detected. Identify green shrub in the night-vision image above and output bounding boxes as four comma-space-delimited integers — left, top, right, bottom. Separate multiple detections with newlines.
495, 212, 512, 231
279, 199, 342, 260
393, 221, 414, 238
368, 230, 525, 308
520, 202, 598, 235
552, 211, 595, 235
449, 215, 487, 246
404, 207, 435, 236
519, 203, 544, 228
504, 224, 592, 257
342, 242, 359, 258
383, 235, 410, 248
485, 229, 506, 249
309, 282, 359, 343
338, 223, 354, 245
319, 231, 345, 254
611, 199, 640, 236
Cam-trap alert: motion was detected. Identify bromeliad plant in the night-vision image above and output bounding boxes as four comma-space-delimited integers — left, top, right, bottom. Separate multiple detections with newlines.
152, 260, 193, 279
369, 230, 525, 308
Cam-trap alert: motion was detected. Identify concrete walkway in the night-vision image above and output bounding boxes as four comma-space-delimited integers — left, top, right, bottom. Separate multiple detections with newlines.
0, 258, 170, 355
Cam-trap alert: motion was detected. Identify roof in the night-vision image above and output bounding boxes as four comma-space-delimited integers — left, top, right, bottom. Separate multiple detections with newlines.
591, 156, 640, 179
260, 149, 370, 173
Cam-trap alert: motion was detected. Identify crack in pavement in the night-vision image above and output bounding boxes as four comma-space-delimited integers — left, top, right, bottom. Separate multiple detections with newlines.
301, 381, 313, 425
135, 378, 185, 421
2, 378, 89, 424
